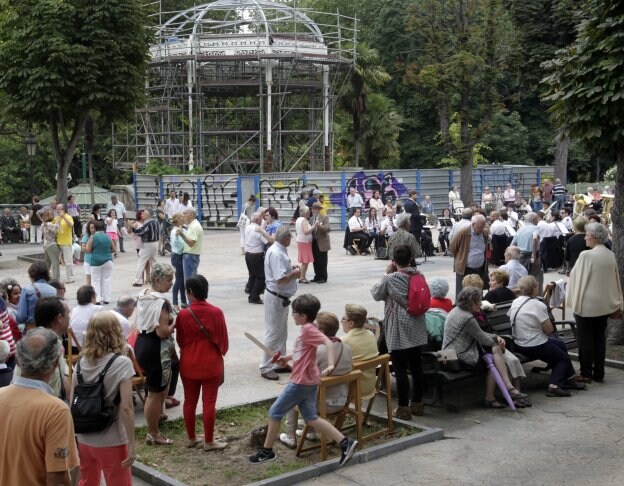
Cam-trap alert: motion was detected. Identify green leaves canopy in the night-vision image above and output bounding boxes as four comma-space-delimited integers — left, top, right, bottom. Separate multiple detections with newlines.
0, 0, 151, 202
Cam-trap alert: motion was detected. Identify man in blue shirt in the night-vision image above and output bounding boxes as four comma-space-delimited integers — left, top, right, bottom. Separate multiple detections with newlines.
16, 261, 57, 332
511, 212, 543, 293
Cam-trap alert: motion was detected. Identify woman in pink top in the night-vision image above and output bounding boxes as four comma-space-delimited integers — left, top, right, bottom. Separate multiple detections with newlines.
295, 206, 318, 284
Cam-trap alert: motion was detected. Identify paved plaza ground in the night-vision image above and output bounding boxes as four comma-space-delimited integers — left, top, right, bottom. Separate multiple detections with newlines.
2, 230, 624, 485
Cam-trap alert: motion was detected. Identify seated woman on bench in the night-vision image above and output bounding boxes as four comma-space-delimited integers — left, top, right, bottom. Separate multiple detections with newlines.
509, 276, 586, 397
442, 287, 528, 409
484, 270, 517, 304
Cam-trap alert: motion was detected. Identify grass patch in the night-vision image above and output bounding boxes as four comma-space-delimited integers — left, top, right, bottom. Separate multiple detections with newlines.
135, 402, 420, 486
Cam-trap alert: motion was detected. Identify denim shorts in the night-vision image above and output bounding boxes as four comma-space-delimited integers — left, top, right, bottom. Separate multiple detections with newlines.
268, 383, 319, 422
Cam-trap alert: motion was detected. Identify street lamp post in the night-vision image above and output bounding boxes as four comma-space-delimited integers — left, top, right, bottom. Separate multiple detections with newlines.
25, 133, 37, 197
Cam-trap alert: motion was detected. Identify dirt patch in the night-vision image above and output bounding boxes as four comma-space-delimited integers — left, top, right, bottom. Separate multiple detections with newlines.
606, 344, 624, 361
135, 403, 418, 486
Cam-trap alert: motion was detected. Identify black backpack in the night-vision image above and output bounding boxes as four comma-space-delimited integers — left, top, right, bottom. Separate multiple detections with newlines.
71, 354, 120, 434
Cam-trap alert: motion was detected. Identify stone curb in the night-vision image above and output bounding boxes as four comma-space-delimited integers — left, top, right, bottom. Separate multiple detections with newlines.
569, 352, 624, 370
247, 419, 444, 486
131, 409, 443, 486
132, 461, 188, 486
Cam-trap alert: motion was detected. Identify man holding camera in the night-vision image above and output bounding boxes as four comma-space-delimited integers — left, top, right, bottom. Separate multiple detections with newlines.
260, 226, 299, 381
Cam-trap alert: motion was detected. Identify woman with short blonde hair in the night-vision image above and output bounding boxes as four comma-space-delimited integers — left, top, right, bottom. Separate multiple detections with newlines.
73, 312, 135, 485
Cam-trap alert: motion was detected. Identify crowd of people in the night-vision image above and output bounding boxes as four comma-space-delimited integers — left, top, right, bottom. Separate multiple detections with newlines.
0, 179, 622, 483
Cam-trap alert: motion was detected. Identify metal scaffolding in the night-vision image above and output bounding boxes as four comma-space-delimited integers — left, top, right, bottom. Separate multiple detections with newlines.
113, 0, 357, 174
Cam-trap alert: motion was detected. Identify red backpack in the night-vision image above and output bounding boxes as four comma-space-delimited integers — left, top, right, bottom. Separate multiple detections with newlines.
401, 270, 431, 317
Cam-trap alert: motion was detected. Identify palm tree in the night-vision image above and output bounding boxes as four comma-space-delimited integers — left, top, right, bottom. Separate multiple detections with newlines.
339, 43, 391, 165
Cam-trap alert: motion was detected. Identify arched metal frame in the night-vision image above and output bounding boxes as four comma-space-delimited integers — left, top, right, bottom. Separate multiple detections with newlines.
113, 0, 357, 174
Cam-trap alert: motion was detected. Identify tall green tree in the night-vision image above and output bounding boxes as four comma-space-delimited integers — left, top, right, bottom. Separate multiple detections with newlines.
0, 0, 151, 203
542, 0, 624, 338
404, 0, 514, 205
508, 0, 581, 183
338, 43, 391, 166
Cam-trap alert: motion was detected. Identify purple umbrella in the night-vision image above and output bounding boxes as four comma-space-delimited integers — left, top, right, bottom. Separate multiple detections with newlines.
482, 353, 516, 411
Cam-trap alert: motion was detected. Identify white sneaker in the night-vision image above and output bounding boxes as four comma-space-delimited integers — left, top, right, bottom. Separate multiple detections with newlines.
295, 429, 318, 441
279, 433, 296, 449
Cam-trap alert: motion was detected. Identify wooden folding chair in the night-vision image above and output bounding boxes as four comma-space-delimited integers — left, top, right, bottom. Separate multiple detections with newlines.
346, 354, 393, 443
296, 369, 363, 460
127, 347, 147, 407
66, 328, 81, 385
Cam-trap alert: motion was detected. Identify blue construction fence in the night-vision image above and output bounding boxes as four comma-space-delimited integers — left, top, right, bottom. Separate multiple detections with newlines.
133, 165, 554, 230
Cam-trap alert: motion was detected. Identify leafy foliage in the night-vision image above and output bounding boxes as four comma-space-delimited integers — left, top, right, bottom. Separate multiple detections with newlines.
0, 0, 151, 202
542, 0, 624, 321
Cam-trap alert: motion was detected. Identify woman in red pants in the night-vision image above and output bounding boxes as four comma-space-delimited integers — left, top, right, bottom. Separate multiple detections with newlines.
176, 274, 229, 451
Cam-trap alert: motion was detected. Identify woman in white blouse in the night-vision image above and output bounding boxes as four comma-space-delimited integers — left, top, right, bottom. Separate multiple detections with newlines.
365, 207, 381, 248
369, 190, 385, 214
448, 185, 461, 211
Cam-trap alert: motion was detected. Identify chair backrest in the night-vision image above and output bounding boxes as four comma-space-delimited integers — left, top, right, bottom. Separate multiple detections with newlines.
543, 282, 566, 319
484, 301, 514, 334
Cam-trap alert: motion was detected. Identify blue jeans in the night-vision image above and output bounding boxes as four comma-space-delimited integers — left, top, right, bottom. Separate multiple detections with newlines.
171, 253, 186, 306
183, 253, 200, 280
268, 383, 319, 422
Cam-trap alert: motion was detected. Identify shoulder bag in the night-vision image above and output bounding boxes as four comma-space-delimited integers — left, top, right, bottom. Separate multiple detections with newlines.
187, 307, 225, 386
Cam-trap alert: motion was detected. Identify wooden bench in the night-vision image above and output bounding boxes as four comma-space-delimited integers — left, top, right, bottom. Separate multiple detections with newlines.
423, 299, 578, 411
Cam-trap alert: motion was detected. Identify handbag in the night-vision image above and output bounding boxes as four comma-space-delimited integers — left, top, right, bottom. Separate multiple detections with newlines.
187, 307, 225, 386
436, 349, 461, 371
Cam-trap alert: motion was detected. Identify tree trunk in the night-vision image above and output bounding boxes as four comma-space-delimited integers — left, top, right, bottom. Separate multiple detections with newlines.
353, 110, 362, 166
50, 111, 89, 203
608, 144, 624, 344
85, 116, 96, 206
554, 128, 570, 184
459, 119, 474, 207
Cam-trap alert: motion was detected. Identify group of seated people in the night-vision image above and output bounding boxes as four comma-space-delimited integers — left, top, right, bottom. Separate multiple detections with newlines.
1, 207, 31, 244
425, 269, 587, 407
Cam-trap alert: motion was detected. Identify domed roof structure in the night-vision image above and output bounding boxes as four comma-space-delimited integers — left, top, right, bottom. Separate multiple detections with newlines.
114, 0, 357, 174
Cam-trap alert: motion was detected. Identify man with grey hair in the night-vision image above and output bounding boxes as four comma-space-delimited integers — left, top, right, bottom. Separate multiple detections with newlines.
511, 212, 543, 293
387, 212, 421, 262
260, 225, 300, 380
0, 328, 79, 485
111, 295, 135, 338
244, 212, 267, 304
132, 208, 160, 286
178, 208, 203, 279
450, 214, 489, 298
498, 245, 528, 289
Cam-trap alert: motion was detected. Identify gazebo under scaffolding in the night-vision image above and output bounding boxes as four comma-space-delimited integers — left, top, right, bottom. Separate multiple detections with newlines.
113, 0, 357, 174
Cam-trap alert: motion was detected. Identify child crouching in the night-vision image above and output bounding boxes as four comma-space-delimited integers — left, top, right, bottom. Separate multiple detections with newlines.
249, 294, 358, 466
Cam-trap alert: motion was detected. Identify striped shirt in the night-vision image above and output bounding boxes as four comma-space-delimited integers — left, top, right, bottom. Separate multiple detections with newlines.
0, 299, 16, 357
553, 184, 567, 197
132, 218, 159, 243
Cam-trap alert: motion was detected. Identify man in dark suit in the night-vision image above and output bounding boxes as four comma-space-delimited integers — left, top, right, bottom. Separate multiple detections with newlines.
310, 202, 331, 283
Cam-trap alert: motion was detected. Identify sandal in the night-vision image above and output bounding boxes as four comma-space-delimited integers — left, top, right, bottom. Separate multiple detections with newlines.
484, 399, 506, 409
165, 397, 180, 409
146, 433, 174, 446
299, 278, 310, 284
203, 440, 228, 451
507, 387, 528, 399
185, 437, 202, 448
513, 397, 532, 408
